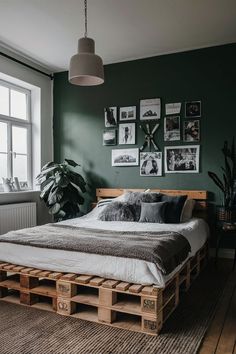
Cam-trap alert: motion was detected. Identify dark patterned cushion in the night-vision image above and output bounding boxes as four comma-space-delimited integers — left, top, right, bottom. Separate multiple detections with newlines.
98, 202, 136, 221
160, 194, 187, 223
139, 202, 167, 223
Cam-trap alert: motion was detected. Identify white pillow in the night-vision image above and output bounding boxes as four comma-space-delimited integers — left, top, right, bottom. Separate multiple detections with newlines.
181, 199, 196, 222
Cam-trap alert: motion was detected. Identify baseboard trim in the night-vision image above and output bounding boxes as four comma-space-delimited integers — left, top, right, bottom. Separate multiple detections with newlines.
210, 248, 235, 259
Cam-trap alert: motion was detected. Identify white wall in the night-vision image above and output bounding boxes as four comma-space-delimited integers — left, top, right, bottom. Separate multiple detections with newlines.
0, 48, 53, 224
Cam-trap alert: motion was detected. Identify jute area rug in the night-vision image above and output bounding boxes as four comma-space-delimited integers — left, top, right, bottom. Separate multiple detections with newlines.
0, 264, 226, 354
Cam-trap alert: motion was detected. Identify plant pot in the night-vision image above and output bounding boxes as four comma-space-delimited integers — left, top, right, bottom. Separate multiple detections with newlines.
216, 206, 236, 223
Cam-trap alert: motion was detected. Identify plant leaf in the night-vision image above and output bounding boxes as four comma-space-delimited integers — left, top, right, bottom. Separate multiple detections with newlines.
65, 159, 79, 168
208, 171, 225, 193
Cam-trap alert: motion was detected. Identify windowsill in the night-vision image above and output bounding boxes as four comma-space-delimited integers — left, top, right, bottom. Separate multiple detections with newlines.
0, 190, 40, 196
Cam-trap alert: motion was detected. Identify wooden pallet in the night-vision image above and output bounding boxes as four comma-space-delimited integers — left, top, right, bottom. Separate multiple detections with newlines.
0, 243, 208, 335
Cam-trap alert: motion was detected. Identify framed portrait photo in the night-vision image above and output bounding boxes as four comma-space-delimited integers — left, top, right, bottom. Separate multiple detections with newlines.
140, 98, 161, 120
103, 130, 116, 146
140, 152, 162, 177
112, 148, 139, 167
183, 120, 200, 142
119, 106, 136, 121
104, 107, 117, 127
164, 116, 180, 141
185, 101, 201, 118
164, 145, 200, 173
118, 123, 135, 145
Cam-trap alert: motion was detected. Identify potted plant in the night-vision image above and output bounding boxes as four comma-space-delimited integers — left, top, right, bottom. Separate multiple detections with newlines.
208, 138, 236, 222
36, 159, 86, 221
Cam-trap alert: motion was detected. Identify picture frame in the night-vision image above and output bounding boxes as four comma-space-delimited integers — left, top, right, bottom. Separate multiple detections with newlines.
185, 101, 201, 118
104, 107, 117, 127
119, 106, 136, 121
140, 152, 162, 176
140, 98, 161, 120
165, 102, 181, 115
183, 120, 200, 142
164, 145, 200, 173
112, 148, 139, 167
118, 123, 136, 145
103, 130, 116, 146
164, 116, 180, 141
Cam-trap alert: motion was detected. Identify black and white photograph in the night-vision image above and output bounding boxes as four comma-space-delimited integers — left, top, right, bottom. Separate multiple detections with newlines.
112, 148, 139, 166
103, 130, 116, 146
185, 101, 201, 118
165, 145, 200, 173
119, 106, 136, 121
164, 116, 180, 141
118, 123, 135, 145
104, 107, 117, 127
140, 152, 162, 176
165, 102, 181, 115
140, 98, 161, 120
183, 120, 200, 142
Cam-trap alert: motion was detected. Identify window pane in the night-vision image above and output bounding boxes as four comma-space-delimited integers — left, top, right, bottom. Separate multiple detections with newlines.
13, 154, 27, 181
0, 153, 8, 178
0, 122, 7, 152
0, 86, 9, 116
12, 126, 27, 154
10, 90, 27, 120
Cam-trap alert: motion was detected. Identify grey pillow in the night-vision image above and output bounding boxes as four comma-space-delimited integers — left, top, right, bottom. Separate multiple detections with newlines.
116, 191, 161, 220
98, 202, 136, 221
139, 202, 167, 223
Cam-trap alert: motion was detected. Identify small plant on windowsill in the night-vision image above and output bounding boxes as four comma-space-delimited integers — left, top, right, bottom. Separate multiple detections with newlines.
36, 159, 86, 222
208, 138, 236, 223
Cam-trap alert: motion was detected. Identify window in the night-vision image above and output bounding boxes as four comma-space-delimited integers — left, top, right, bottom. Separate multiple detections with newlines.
0, 80, 31, 189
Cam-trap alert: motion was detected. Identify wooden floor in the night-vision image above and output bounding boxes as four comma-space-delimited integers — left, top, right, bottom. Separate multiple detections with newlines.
199, 259, 236, 354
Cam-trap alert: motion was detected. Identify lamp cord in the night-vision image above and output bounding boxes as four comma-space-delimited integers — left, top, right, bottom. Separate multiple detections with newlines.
84, 0, 88, 37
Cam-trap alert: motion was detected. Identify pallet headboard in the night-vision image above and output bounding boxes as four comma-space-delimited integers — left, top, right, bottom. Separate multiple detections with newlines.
96, 188, 208, 220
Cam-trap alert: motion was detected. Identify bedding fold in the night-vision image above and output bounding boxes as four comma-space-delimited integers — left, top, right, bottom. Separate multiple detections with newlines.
0, 224, 191, 275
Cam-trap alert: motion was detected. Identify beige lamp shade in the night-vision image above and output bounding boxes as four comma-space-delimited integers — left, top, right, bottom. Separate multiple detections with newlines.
69, 37, 104, 86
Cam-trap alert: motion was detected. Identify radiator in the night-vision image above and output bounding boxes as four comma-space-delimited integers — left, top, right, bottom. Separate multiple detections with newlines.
0, 202, 37, 235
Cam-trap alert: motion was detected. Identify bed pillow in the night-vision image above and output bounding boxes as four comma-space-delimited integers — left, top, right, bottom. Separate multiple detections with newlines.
139, 202, 167, 223
160, 194, 187, 223
98, 202, 136, 221
115, 191, 161, 220
180, 199, 196, 222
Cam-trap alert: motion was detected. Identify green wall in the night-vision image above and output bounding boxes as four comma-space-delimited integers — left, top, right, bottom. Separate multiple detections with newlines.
53, 44, 236, 210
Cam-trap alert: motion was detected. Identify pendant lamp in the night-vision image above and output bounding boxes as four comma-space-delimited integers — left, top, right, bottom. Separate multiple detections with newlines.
69, 0, 104, 86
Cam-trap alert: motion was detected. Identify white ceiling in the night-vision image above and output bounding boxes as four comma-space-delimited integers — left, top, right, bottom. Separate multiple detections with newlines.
0, 0, 235, 73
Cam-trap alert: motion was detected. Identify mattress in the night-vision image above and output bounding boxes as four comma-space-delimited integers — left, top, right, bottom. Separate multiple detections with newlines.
0, 206, 209, 286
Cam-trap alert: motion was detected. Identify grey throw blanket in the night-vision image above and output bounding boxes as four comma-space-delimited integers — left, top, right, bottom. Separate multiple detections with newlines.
0, 224, 191, 275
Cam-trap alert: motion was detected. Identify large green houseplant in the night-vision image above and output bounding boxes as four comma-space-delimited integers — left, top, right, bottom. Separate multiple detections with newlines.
37, 159, 86, 221
208, 138, 236, 222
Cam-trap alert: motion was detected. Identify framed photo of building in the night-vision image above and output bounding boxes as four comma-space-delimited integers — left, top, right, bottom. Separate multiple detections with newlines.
103, 130, 116, 146
164, 145, 200, 173
104, 107, 117, 127
140, 98, 161, 120
164, 116, 180, 141
140, 152, 162, 176
183, 120, 200, 142
112, 148, 139, 166
118, 123, 135, 145
185, 101, 201, 118
119, 106, 136, 121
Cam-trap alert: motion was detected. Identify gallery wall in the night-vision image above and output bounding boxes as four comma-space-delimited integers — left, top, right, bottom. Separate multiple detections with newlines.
53, 43, 236, 212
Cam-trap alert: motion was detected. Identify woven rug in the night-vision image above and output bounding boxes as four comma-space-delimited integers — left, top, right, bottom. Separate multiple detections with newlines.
0, 264, 227, 354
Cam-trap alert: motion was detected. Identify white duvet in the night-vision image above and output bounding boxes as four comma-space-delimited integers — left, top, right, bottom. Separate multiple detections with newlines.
0, 207, 209, 286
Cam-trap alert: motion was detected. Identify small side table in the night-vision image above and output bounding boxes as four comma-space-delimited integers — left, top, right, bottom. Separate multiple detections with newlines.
215, 222, 236, 270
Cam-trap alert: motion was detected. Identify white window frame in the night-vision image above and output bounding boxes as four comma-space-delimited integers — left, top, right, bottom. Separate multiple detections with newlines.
0, 79, 32, 189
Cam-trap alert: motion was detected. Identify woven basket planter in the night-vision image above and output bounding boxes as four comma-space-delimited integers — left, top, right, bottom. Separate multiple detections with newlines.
216, 206, 236, 223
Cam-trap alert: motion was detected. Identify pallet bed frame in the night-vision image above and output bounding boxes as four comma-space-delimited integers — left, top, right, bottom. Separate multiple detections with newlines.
0, 188, 208, 336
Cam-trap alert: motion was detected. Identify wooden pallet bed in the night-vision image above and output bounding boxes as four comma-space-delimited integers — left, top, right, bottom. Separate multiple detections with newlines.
0, 188, 208, 335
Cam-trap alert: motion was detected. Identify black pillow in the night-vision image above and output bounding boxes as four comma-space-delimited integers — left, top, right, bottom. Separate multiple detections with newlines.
98, 202, 136, 221
160, 194, 187, 223
139, 202, 167, 223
